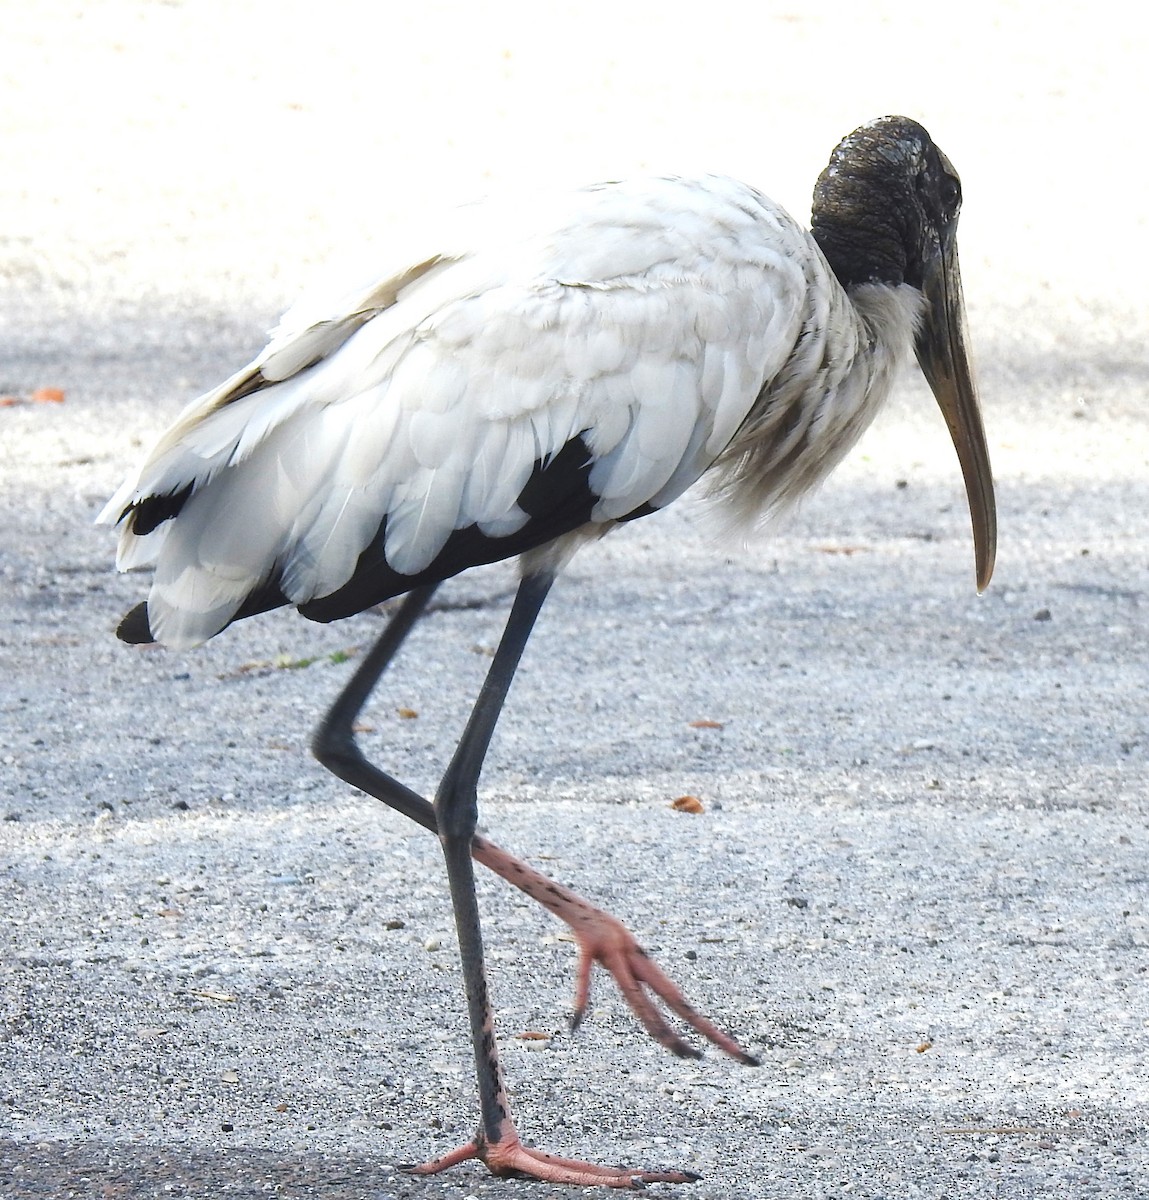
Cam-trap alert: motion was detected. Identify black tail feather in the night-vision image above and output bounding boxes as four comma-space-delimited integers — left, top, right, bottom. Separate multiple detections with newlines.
116, 602, 155, 644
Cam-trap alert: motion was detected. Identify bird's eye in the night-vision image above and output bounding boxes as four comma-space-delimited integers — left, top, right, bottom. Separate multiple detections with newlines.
916, 162, 961, 218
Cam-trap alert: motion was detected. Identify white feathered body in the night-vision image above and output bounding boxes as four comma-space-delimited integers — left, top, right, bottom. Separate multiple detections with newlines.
102, 175, 925, 649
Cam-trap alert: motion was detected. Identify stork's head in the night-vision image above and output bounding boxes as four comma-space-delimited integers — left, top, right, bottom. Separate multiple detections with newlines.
811, 116, 996, 593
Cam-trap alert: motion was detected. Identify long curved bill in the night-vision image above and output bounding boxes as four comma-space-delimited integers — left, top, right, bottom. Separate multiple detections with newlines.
915, 228, 997, 593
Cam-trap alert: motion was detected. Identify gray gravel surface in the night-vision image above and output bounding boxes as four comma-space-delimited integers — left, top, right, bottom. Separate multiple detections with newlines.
2, 3, 1147, 1197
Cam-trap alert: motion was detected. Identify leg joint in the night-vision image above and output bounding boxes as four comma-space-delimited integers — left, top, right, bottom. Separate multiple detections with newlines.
434, 783, 479, 843
312, 722, 363, 778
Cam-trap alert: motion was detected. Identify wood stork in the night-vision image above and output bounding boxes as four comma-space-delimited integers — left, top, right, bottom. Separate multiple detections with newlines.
102, 116, 996, 1187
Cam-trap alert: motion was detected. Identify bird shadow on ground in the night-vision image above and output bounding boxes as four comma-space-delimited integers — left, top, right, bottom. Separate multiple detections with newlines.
0, 1137, 482, 1200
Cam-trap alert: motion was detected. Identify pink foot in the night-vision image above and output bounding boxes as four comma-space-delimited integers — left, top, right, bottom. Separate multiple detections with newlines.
472, 835, 759, 1065
403, 1123, 700, 1188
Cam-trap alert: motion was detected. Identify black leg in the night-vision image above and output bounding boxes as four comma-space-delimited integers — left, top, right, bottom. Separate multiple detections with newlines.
315, 575, 753, 1064
311, 573, 718, 1184
432, 570, 554, 1145
314, 571, 558, 1141
312, 583, 439, 833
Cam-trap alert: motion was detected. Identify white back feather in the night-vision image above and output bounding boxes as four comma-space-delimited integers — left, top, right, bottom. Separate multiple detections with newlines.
104, 175, 876, 648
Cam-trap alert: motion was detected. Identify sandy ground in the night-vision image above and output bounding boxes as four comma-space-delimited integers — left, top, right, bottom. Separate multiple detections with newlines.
2, 2, 1147, 1197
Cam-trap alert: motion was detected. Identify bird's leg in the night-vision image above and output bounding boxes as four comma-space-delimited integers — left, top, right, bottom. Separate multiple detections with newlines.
426, 574, 549, 1163
313, 580, 755, 1066
467, 836, 758, 1065
406, 570, 698, 1187
313, 583, 441, 834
